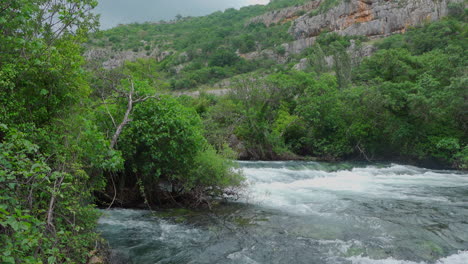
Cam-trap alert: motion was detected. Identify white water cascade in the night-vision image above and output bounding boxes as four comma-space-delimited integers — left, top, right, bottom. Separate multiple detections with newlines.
98, 161, 468, 263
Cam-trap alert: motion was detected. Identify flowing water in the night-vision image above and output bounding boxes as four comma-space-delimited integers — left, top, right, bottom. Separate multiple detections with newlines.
98, 161, 468, 263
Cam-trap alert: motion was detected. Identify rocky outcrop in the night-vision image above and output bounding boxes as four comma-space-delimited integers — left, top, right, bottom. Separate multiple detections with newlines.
292, 40, 376, 71
290, 0, 463, 39
84, 47, 173, 69
248, 1, 321, 26
282, 36, 317, 55
293, 58, 310, 70
239, 36, 316, 63
240, 37, 375, 69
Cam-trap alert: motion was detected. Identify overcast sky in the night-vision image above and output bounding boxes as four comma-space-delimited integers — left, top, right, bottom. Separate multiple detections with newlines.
95, 0, 270, 29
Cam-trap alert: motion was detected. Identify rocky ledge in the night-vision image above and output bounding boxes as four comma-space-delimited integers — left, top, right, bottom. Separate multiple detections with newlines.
290, 0, 463, 39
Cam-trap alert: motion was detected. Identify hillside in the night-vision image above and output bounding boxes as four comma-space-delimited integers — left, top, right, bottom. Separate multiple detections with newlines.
86, 0, 464, 89
85, 0, 467, 167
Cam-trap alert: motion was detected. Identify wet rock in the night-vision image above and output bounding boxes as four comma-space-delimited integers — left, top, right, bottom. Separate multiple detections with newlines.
88, 256, 104, 264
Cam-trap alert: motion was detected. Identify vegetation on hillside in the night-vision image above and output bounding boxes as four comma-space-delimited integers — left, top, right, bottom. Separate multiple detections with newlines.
87, 1, 326, 89
189, 13, 466, 168
87, 1, 466, 169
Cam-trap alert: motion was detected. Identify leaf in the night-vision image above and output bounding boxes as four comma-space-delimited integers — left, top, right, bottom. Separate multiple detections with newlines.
40, 89, 49, 96
48, 256, 56, 264
2, 256, 15, 264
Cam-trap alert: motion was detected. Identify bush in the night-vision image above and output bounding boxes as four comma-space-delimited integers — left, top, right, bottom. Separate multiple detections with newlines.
0, 127, 101, 263
208, 49, 240, 67
119, 96, 243, 205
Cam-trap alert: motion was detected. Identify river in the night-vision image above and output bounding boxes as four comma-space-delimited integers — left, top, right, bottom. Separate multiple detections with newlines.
98, 161, 468, 263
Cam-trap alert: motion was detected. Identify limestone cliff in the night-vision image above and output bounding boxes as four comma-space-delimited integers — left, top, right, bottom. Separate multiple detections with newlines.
239, 0, 462, 64
247, 1, 321, 26
87, 0, 463, 71
290, 0, 464, 39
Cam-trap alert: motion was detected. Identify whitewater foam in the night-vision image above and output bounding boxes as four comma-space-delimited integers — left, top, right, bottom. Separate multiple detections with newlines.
347, 250, 468, 264
242, 164, 468, 215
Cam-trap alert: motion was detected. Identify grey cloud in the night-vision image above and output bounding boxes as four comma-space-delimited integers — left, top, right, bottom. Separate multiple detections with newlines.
95, 0, 269, 29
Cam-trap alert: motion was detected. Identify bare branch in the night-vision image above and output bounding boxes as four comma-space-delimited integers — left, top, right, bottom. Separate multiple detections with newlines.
109, 80, 159, 149
101, 95, 117, 128
133, 95, 159, 103
106, 172, 118, 209
46, 172, 65, 233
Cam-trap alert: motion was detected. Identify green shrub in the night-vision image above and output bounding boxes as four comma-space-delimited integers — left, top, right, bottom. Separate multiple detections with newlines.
119, 96, 243, 204
0, 128, 102, 263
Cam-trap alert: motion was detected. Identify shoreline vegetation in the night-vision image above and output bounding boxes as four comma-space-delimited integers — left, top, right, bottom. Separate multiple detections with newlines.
1, 0, 466, 263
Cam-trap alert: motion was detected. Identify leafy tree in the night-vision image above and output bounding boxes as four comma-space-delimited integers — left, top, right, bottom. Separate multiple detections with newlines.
209, 49, 240, 67
0, 127, 111, 263
118, 96, 243, 206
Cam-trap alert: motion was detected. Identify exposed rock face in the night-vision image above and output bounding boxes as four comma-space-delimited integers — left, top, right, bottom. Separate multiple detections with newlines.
293, 58, 310, 70
282, 36, 316, 55
248, 1, 321, 26
290, 0, 463, 39
240, 0, 459, 65
348, 39, 377, 65
239, 35, 376, 66
292, 40, 376, 71
239, 36, 316, 63
84, 47, 173, 69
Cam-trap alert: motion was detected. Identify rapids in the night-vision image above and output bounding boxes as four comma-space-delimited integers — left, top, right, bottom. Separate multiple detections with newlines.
98, 161, 468, 263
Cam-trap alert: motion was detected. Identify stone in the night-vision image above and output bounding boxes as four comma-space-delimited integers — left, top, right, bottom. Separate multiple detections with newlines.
247, 1, 321, 27
289, 0, 464, 39
293, 58, 310, 71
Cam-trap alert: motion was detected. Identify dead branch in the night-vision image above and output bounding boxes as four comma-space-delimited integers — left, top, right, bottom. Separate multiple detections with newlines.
356, 141, 371, 162
106, 172, 117, 210
109, 80, 159, 149
46, 173, 65, 233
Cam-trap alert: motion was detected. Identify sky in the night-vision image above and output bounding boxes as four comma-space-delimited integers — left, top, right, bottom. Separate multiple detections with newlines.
95, 0, 270, 29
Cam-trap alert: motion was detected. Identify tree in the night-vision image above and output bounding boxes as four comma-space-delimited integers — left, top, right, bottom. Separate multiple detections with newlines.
118, 96, 243, 207
108, 80, 159, 149
0, 0, 99, 126
0, 1, 113, 263
208, 49, 240, 67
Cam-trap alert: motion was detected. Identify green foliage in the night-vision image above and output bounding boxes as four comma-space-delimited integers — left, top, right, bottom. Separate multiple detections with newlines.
209, 49, 240, 67
355, 48, 419, 83
0, 128, 102, 263
120, 96, 205, 180
87, 2, 296, 89
188, 145, 243, 192
267, 0, 312, 10
0, 0, 98, 126
118, 96, 243, 203
197, 16, 467, 167
272, 104, 307, 154
375, 17, 467, 55
0, 1, 121, 262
